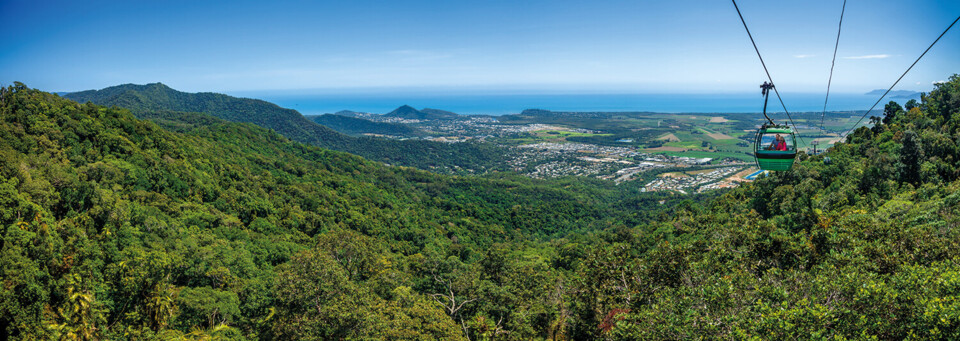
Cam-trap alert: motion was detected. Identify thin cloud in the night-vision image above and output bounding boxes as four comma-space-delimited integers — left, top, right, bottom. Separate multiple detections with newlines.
934, 80, 946, 84
843, 54, 890, 59
794, 54, 816, 58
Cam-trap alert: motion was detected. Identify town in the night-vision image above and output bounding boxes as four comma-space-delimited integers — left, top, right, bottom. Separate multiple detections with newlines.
337, 110, 773, 194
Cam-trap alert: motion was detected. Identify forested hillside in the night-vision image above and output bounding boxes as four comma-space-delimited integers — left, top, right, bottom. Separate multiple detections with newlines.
3, 74, 960, 340
64, 83, 507, 173
603, 74, 960, 339
0, 82, 675, 340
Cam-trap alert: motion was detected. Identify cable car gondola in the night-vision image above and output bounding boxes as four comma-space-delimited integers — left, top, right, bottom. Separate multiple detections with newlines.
754, 124, 796, 171
753, 82, 797, 171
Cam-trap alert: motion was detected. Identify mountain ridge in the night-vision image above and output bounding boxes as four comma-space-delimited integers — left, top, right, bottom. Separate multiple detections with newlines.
64, 83, 506, 173
864, 89, 922, 98
64, 82, 351, 146
384, 105, 460, 120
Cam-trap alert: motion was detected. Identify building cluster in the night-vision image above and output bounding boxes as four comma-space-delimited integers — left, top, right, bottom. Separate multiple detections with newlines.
525, 160, 614, 179
674, 156, 714, 165
373, 117, 423, 124
600, 161, 669, 183
518, 142, 638, 158
357, 116, 752, 187
696, 180, 740, 193
643, 167, 743, 194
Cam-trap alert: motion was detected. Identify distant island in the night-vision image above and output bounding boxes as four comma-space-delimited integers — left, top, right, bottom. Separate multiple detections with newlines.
865, 89, 922, 99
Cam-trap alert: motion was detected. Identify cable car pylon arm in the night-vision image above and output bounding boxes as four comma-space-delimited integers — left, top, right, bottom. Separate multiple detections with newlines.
760, 81, 774, 125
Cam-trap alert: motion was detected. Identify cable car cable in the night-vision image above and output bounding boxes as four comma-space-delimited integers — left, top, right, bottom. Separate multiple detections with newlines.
731, 0, 806, 147
820, 0, 846, 134
841, 14, 960, 139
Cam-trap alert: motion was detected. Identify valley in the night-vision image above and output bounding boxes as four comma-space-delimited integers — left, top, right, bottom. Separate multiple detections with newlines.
310, 106, 861, 193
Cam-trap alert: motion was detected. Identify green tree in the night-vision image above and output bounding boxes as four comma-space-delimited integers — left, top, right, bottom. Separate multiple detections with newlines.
883, 100, 904, 124
897, 130, 923, 185
904, 98, 919, 111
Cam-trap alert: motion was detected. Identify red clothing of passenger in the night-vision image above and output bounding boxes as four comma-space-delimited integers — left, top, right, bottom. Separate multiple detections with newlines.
776, 141, 787, 151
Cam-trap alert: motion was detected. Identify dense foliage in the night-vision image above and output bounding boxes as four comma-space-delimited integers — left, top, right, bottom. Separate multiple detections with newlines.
64, 83, 509, 174
0, 82, 672, 339
600, 74, 960, 339
4, 74, 960, 339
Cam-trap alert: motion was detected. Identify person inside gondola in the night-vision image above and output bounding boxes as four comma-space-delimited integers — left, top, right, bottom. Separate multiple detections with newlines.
776, 135, 787, 151
767, 134, 781, 150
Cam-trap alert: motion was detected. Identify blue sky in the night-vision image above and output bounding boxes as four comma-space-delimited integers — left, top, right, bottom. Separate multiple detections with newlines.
1, 0, 957, 94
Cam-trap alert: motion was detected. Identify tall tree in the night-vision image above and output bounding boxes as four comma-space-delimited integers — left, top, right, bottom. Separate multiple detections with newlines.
896, 130, 923, 185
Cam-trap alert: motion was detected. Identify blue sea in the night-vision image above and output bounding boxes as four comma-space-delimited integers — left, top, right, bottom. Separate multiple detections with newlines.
236, 92, 919, 116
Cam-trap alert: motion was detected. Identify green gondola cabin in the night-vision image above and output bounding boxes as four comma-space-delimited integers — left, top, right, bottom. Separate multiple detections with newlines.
753, 124, 796, 171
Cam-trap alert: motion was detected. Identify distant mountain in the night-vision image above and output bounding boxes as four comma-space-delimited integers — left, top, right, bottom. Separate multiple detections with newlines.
65, 83, 508, 173
384, 105, 459, 120
865, 89, 922, 99
65, 83, 351, 146
308, 114, 425, 137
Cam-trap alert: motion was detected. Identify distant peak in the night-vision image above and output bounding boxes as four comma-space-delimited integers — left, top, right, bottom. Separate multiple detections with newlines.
387, 105, 421, 114
90, 82, 173, 93
139, 82, 172, 90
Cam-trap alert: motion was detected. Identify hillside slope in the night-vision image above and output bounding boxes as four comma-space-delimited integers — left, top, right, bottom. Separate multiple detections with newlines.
0, 82, 674, 339
65, 83, 350, 146
598, 75, 960, 339
4, 74, 960, 340
64, 84, 505, 173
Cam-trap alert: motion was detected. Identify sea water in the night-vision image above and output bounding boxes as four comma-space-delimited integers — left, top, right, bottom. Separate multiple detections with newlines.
237, 92, 920, 116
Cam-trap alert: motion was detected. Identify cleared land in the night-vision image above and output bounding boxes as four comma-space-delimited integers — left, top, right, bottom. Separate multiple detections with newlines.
728, 167, 759, 182
699, 128, 735, 140
686, 168, 718, 175
707, 132, 735, 140
657, 133, 680, 142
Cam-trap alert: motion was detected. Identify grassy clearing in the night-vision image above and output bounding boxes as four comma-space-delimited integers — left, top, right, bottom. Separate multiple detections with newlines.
657, 133, 680, 141
686, 168, 717, 175
665, 141, 702, 149
709, 117, 730, 123
659, 172, 690, 178
534, 130, 612, 138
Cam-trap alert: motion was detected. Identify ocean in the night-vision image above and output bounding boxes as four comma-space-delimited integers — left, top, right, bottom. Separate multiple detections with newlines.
238, 92, 920, 116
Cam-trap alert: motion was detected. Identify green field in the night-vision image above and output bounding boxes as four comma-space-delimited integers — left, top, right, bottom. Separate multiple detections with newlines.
506, 130, 614, 144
